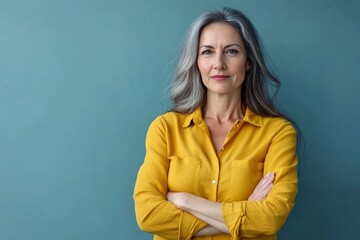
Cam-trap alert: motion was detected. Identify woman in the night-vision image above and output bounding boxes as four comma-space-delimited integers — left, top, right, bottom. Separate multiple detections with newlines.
134, 7, 298, 240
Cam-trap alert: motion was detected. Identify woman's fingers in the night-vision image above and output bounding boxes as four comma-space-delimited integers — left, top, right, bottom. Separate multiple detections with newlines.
248, 172, 275, 200
254, 172, 274, 191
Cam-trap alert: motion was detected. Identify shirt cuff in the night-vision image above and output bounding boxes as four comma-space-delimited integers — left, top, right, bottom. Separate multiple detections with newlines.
178, 211, 208, 239
222, 201, 247, 239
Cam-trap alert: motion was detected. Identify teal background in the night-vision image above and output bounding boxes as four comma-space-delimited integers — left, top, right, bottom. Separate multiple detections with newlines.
0, 0, 359, 239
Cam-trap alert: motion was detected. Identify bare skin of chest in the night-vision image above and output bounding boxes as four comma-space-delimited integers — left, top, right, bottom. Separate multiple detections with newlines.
205, 119, 235, 153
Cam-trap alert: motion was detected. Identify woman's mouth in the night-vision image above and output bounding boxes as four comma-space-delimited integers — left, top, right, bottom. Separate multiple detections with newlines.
211, 75, 230, 80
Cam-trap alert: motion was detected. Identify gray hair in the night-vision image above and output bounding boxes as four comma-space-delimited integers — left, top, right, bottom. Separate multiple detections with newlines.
170, 7, 282, 117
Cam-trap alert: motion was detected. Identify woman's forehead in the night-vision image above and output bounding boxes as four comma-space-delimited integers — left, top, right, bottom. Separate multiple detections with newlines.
199, 23, 244, 47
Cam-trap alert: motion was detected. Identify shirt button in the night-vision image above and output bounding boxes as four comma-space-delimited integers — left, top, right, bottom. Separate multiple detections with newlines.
211, 179, 216, 184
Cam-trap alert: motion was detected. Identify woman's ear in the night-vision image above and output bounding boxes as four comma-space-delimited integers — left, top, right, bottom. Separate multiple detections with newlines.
246, 60, 251, 71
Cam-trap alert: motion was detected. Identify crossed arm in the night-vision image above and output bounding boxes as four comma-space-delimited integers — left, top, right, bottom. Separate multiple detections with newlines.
135, 118, 298, 239
167, 172, 275, 236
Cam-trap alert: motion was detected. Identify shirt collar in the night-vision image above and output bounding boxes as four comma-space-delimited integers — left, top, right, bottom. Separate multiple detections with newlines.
182, 106, 263, 128
182, 107, 202, 128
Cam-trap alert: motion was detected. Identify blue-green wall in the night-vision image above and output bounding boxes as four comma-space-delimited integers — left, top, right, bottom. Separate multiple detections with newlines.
1, 0, 359, 239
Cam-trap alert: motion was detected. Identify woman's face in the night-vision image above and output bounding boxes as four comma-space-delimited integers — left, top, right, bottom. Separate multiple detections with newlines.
197, 23, 250, 96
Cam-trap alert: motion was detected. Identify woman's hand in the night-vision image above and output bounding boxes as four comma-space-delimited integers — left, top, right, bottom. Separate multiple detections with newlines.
166, 192, 193, 210
248, 172, 275, 200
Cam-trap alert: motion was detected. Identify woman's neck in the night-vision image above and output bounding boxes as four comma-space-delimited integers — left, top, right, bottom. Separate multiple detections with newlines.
203, 92, 244, 124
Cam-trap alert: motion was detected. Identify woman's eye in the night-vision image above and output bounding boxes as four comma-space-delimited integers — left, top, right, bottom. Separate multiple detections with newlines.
201, 49, 213, 55
226, 49, 239, 55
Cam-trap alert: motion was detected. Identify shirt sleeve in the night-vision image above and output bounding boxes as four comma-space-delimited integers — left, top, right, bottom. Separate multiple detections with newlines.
133, 117, 207, 239
222, 120, 298, 239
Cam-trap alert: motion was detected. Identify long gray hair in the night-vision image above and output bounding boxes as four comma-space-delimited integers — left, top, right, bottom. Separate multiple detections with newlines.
170, 7, 282, 117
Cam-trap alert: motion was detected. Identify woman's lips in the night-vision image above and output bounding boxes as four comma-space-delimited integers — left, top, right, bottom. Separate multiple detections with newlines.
211, 75, 230, 80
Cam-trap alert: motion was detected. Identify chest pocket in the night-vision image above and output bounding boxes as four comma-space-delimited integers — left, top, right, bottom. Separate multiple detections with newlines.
168, 156, 201, 194
230, 160, 264, 200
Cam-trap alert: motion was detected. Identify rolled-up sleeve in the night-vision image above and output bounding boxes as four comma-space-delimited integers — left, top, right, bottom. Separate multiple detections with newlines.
134, 117, 207, 239
222, 121, 298, 239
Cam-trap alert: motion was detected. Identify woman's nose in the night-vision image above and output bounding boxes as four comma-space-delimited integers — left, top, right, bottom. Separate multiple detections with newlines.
213, 54, 226, 70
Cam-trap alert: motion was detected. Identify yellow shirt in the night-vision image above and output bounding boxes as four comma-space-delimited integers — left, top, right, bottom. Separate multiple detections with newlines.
134, 107, 298, 240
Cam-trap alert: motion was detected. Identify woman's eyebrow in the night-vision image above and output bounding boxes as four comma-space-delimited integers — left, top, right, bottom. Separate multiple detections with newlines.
199, 45, 214, 49
199, 44, 242, 49
224, 44, 242, 48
